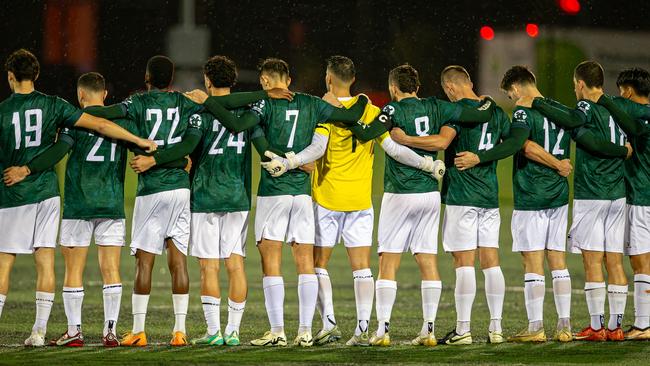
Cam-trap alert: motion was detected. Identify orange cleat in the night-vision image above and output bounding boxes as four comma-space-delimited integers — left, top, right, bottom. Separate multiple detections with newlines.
575, 326, 606, 341
606, 327, 625, 341
120, 332, 147, 347
170, 331, 188, 346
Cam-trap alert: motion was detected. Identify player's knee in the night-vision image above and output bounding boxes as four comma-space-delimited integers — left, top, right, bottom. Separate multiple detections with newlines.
225, 259, 244, 275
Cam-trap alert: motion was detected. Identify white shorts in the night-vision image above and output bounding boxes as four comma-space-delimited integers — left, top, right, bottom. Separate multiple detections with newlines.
0, 197, 60, 254
60, 219, 126, 247
131, 188, 191, 256
255, 195, 315, 244
377, 192, 440, 255
625, 204, 650, 256
511, 205, 568, 252
314, 203, 373, 248
569, 198, 625, 254
442, 205, 500, 252
190, 211, 248, 259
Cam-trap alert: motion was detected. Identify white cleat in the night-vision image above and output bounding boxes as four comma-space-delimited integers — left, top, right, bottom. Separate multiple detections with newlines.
24, 329, 46, 347
293, 331, 314, 347
488, 330, 505, 344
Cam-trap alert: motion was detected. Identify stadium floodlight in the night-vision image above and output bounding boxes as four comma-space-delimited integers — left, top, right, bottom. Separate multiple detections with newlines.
480, 26, 495, 40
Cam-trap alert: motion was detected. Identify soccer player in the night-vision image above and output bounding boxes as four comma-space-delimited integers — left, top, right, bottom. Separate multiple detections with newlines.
520, 61, 632, 341
370, 64, 496, 347
389, 65, 517, 345
0, 49, 156, 347
596, 68, 650, 340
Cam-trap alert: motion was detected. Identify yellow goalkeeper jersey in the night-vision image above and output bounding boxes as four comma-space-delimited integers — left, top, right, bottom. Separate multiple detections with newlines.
311, 95, 383, 211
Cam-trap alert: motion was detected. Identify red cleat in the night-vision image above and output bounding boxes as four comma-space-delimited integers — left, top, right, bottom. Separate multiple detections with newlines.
575, 326, 606, 341
606, 327, 625, 341
103, 330, 120, 347
50, 330, 84, 347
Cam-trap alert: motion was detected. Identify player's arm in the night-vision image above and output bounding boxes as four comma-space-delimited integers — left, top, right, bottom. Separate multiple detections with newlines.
527, 97, 586, 129
522, 140, 572, 177
262, 127, 330, 177
597, 95, 650, 137
73, 113, 156, 153
378, 133, 446, 179
323, 95, 369, 125
390, 125, 457, 151
572, 127, 632, 158
450, 97, 496, 125
455, 127, 529, 171
130, 129, 202, 174
186, 89, 293, 109
82, 104, 128, 120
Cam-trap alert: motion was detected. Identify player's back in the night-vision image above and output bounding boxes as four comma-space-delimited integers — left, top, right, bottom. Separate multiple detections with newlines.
442, 99, 510, 208
573, 100, 626, 200
123, 90, 203, 196
0, 91, 81, 208
511, 105, 570, 210
191, 108, 252, 213
251, 92, 333, 197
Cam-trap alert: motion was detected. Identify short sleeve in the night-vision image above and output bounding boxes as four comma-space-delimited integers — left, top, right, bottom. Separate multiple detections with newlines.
315, 97, 335, 122
381, 103, 398, 117
55, 97, 83, 128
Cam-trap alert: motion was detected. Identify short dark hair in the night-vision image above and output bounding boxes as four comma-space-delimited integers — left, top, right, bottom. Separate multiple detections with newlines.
204, 55, 237, 88
258, 57, 290, 79
326, 55, 355, 83
500, 65, 536, 91
441, 65, 471, 84
574, 61, 604, 88
146, 55, 174, 89
77, 72, 106, 92
5, 49, 40, 82
616, 67, 650, 97
389, 64, 420, 93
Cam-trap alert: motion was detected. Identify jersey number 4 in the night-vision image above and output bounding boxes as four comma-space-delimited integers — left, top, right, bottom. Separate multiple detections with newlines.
11, 109, 42, 149
146, 108, 182, 146
208, 119, 245, 155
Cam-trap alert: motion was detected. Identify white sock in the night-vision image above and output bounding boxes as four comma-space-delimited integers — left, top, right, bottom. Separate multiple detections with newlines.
172, 294, 189, 333
33, 291, 54, 333
483, 266, 505, 333
551, 269, 571, 328
585, 282, 606, 330
634, 274, 650, 329
607, 284, 628, 330
0, 294, 5, 319
524, 273, 545, 331
315, 268, 336, 331
421, 280, 442, 336
353, 268, 373, 336
225, 299, 246, 335
454, 266, 475, 335
102, 284, 122, 337
201, 296, 220, 335
375, 279, 397, 336
62, 287, 84, 335
131, 293, 149, 334
298, 274, 318, 334
263, 276, 285, 333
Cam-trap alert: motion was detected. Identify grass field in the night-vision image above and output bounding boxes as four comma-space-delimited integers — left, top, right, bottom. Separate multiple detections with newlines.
1, 151, 649, 365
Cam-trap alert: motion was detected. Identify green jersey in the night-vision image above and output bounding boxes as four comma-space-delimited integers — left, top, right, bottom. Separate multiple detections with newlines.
60, 120, 131, 219
121, 90, 203, 196
190, 108, 252, 213
382, 97, 460, 194
511, 106, 571, 210
0, 91, 81, 209
572, 100, 627, 200
442, 99, 511, 208
250, 93, 334, 196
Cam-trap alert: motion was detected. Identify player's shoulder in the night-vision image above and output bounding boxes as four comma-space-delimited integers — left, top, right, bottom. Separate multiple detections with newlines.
512, 106, 533, 123
576, 99, 595, 114
381, 100, 401, 116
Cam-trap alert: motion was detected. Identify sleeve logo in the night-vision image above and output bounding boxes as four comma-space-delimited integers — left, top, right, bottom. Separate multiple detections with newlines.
577, 100, 590, 114
251, 99, 266, 115
513, 110, 527, 121
382, 104, 395, 116
189, 114, 202, 128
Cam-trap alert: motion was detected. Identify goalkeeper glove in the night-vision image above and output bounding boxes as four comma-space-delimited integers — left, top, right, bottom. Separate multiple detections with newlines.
261, 151, 288, 177
419, 155, 446, 180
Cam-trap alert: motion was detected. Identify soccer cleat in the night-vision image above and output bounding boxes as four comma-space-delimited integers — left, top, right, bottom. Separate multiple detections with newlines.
369, 332, 390, 346
411, 332, 437, 346
224, 330, 240, 346
314, 326, 342, 345
170, 331, 188, 346
250, 331, 287, 347
50, 330, 84, 347
120, 331, 147, 347
553, 327, 573, 342
574, 326, 606, 341
624, 326, 650, 340
606, 327, 625, 341
103, 330, 120, 347
508, 328, 546, 343
191, 331, 224, 346
488, 330, 505, 344
438, 329, 472, 345
345, 331, 370, 346
24, 329, 46, 347
293, 331, 314, 347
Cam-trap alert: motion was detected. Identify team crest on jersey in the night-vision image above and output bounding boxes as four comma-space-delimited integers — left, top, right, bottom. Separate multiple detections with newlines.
577, 100, 591, 114
251, 99, 266, 114
382, 104, 396, 116
189, 114, 202, 128
513, 109, 527, 121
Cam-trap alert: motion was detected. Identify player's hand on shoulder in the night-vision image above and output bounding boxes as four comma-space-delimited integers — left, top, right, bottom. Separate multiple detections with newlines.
184, 157, 192, 173
184, 89, 209, 104
261, 151, 288, 177
322, 92, 342, 107
557, 159, 573, 177
516, 96, 534, 108
3, 166, 30, 186
454, 151, 480, 171
625, 142, 634, 159
130, 155, 156, 174
267, 88, 294, 102
390, 127, 408, 144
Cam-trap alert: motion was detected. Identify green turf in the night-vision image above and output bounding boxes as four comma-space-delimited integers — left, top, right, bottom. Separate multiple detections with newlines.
0, 150, 648, 365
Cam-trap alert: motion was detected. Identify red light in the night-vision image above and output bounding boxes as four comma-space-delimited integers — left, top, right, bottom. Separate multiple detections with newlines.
558, 0, 580, 15
480, 26, 494, 41
526, 23, 539, 38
